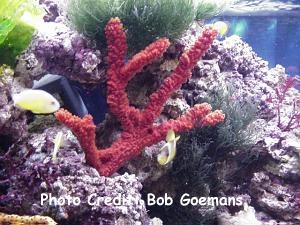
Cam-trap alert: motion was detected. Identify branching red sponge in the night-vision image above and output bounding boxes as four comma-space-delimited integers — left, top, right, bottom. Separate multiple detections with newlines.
55, 18, 225, 176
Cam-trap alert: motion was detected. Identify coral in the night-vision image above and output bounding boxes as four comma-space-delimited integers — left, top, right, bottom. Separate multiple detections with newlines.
32, 22, 105, 85
55, 18, 224, 176
67, 0, 223, 52
0, 127, 159, 225
0, 213, 57, 225
269, 77, 300, 131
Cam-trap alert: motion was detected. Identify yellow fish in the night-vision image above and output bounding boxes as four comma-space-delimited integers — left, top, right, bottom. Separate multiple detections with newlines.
157, 129, 180, 165
212, 21, 229, 37
52, 131, 64, 161
13, 89, 60, 114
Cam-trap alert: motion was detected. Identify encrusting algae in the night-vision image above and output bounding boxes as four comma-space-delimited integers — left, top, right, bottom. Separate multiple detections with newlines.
0, 213, 57, 225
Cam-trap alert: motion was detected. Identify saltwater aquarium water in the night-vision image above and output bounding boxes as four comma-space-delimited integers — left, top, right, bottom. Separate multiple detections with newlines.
212, 0, 300, 75
0, 0, 299, 225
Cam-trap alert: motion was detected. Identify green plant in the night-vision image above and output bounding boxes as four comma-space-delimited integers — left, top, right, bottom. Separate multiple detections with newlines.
67, 0, 222, 52
0, 0, 41, 66
146, 85, 259, 224
207, 86, 258, 151
196, 0, 225, 19
172, 85, 259, 186
145, 136, 217, 225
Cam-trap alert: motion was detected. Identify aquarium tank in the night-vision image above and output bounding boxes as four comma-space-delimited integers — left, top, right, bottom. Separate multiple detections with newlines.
0, 0, 299, 225
211, 0, 300, 76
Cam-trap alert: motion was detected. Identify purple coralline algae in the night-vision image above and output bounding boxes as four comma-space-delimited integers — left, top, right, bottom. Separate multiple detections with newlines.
0, 67, 28, 144
179, 34, 300, 224
0, 127, 161, 225
39, 0, 61, 22
183, 35, 278, 107
31, 22, 105, 85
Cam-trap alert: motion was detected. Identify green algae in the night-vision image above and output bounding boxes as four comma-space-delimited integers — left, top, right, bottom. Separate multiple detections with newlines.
0, 0, 41, 67
67, 0, 223, 52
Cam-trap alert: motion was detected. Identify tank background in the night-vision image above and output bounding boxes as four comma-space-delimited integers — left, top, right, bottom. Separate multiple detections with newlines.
209, 13, 300, 76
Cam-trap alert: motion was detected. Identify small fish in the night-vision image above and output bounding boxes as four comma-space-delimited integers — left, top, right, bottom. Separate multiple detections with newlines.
157, 129, 180, 165
52, 131, 64, 161
13, 89, 60, 114
212, 21, 229, 37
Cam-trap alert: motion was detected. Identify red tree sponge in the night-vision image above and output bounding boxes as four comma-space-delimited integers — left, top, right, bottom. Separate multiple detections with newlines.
55, 18, 224, 176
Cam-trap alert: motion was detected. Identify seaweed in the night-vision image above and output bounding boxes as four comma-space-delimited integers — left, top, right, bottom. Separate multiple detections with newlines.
147, 85, 259, 224
66, 0, 223, 52
207, 86, 258, 151
196, 0, 224, 19
0, 0, 41, 66
145, 133, 218, 225
271, 77, 300, 131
